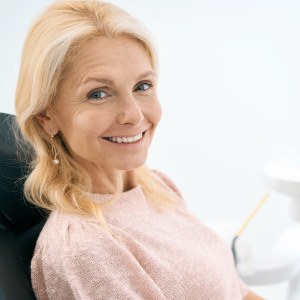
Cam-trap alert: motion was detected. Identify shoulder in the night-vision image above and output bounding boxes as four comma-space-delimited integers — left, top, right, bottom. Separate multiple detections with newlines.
32, 210, 115, 265
31, 209, 130, 289
150, 169, 184, 200
30, 211, 141, 299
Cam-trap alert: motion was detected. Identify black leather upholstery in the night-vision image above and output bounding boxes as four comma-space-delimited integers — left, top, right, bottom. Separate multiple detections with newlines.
0, 112, 46, 300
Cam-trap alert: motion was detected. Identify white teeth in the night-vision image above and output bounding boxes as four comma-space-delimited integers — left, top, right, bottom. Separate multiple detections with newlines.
133, 133, 142, 141
106, 132, 143, 144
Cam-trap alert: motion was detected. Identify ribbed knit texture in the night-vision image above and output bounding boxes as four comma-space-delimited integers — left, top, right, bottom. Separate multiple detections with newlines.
31, 170, 249, 299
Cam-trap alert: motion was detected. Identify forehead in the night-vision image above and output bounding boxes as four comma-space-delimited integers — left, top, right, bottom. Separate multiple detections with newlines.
67, 36, 152, 81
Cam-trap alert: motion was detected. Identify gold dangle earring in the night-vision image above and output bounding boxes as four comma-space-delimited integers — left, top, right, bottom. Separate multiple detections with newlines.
49, 130, 59, 165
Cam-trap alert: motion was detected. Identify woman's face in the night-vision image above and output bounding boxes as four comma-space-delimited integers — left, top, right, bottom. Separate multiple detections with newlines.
45, 36, 161, 175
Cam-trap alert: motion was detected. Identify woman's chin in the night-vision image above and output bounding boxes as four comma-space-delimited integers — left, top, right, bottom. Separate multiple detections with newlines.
114, 155, 148, 171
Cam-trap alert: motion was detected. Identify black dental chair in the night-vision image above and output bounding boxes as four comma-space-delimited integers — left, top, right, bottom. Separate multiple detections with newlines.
0, 112, 47, 300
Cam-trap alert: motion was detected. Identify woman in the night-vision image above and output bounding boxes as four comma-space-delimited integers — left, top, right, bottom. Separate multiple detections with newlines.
15, 0, 263, 299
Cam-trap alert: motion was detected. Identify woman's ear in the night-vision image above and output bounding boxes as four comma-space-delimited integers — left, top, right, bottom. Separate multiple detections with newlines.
35, 109, 59, 136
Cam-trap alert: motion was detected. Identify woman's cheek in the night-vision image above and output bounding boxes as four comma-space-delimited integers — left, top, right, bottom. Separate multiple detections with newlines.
152, 100, 162, 125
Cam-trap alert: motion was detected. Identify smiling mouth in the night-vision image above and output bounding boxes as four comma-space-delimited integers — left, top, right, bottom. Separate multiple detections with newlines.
102, 131, 146, 144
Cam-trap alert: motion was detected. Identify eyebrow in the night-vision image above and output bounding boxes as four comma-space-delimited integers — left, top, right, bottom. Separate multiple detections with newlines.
79, 70, 156, 87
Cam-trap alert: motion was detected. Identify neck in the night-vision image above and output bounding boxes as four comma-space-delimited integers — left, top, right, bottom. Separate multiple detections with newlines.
90, 169, 137, 194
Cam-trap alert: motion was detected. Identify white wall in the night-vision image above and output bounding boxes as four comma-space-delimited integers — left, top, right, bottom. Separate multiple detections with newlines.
1, 1, 300, 299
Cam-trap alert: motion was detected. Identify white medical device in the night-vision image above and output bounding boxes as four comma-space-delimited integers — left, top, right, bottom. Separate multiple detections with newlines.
238, 159, 300, 300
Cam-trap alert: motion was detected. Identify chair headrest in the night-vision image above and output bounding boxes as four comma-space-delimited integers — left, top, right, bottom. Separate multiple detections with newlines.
0, 112, 46, 231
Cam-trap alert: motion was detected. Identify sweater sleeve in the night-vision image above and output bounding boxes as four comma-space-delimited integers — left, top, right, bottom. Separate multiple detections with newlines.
31, 220, 166, 300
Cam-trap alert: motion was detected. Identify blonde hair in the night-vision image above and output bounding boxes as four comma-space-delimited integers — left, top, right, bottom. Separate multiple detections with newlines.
15, 0, 179, 234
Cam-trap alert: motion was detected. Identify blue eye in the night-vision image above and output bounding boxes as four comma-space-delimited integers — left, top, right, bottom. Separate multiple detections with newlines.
87, 89, 108, 100
135, 82, 152, 91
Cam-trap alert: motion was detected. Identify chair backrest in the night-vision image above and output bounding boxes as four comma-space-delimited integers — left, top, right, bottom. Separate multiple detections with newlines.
0, 112, 46, 300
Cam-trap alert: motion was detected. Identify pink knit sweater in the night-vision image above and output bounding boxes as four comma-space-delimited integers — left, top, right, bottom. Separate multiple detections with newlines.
31, 171, 249, 299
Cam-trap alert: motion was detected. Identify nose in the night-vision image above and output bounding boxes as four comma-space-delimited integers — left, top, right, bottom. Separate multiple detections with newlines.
117, 94, 144, 126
